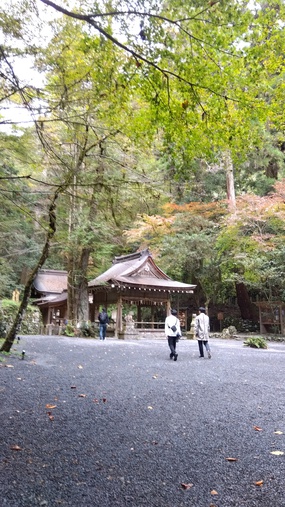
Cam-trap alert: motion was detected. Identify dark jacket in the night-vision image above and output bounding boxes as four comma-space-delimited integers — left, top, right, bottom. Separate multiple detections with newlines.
98, 311, 109, 325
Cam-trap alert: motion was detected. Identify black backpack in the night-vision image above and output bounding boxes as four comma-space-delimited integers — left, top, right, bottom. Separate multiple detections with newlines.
99, 311, 108, 324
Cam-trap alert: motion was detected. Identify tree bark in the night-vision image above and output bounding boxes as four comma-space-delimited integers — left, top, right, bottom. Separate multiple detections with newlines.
266, 159, 278, 179
235, 282, 256, 321
67, 254, 77, 323
0, 188, 62, 352
77, 247, 91, 323
224, 150, 236, 212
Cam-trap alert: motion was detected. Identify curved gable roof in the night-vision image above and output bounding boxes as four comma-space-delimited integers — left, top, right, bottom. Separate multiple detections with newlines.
88, 249, 195, 292
33, 269, 68, 295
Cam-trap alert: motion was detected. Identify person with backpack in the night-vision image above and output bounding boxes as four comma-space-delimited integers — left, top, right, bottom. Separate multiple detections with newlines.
194, 307, 211, 358
98, 308, 109, 340
164, 308, 182, 361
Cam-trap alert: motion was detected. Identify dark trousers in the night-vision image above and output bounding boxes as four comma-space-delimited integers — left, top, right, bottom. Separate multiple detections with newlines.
198, 340, 210, 357
168, 336, 177, 355
99, 323, 107, 340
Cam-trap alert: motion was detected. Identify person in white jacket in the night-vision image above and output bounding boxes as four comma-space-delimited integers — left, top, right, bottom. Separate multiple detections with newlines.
194, 307, 211, 358
165, 308, 182, 361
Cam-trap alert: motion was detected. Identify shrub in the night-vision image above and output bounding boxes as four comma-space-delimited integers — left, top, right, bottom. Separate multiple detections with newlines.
63, 324, 75, 337
0, 299, 43, 336
223, 316, 259, 333
244, 336, 268, 349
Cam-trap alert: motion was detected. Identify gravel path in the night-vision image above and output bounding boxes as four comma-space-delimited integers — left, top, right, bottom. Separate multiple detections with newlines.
1, 335, 285, 507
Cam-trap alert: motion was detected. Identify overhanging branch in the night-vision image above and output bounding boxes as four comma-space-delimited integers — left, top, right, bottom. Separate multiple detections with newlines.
39, 0, 241, 103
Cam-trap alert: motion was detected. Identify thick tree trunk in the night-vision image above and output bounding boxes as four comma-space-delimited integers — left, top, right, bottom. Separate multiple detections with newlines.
235, 282, 256, 320
67, 247, 91, 324
0, 189, 60, 352
66, 129, 105, 324
266, 159, 278, 179
67, 257, 77, 323
77, 248, 91, 323
224, 150, 236, 212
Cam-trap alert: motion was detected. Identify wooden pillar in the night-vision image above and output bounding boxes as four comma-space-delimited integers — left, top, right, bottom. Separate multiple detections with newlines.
151, 305, 154, 329
184, 309, 188, 331
116, 295, 123, 338
166, 299, 171, 316
48, 307, 53, 324
258, 305, 262, 334
137, 304, 142, 328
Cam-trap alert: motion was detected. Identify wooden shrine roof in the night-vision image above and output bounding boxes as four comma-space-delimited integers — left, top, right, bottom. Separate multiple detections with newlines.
33, 269, 68, 295
88, 249, 196, 294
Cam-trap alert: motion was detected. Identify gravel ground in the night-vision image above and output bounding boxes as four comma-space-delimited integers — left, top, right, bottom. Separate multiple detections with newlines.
0, 335, 285, 507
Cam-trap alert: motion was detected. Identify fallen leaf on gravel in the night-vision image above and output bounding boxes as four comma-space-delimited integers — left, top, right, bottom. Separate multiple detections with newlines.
274, 431, 283, 435
147, 406, 153, 410
78, 365, 83, 369
210, 504, 217, 507
253, 425, 263, 431
70, 386, 77, 389
255, 480, 264, 486
48, 415, 54, 421
225, 457, 238, 461
181, 483, 193, 490
10, 445, 22, 451
5, 365, 14, 368
46, 404, 57, 409
270, 450, 284, 455
78, 394, 87, 398
152, 375, 158, 379
93, 399, 99, 403
102, 398, 107, 403
211, 490, 218, 495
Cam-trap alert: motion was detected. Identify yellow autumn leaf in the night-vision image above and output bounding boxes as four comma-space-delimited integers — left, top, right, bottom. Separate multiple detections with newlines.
46, 404, 57, 409
255, 480, 264, 486
10, 445, 22, 451
274, 431, 283, 435
270, 450, 284, 455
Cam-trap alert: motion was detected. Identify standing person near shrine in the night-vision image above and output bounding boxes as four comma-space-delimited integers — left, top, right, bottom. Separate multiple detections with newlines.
98, 307, 109, 340
194, 307, 211, 358
165, 308, 182, 361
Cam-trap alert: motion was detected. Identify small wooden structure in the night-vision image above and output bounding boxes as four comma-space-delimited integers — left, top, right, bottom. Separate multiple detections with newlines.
32, 269, 68, 331
255, 301, 285, 335
32, 250, 196, 337
88, 249, 196, 338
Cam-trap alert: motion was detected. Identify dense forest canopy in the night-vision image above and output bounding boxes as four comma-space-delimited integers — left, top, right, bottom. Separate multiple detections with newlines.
1, 0, 285, 349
